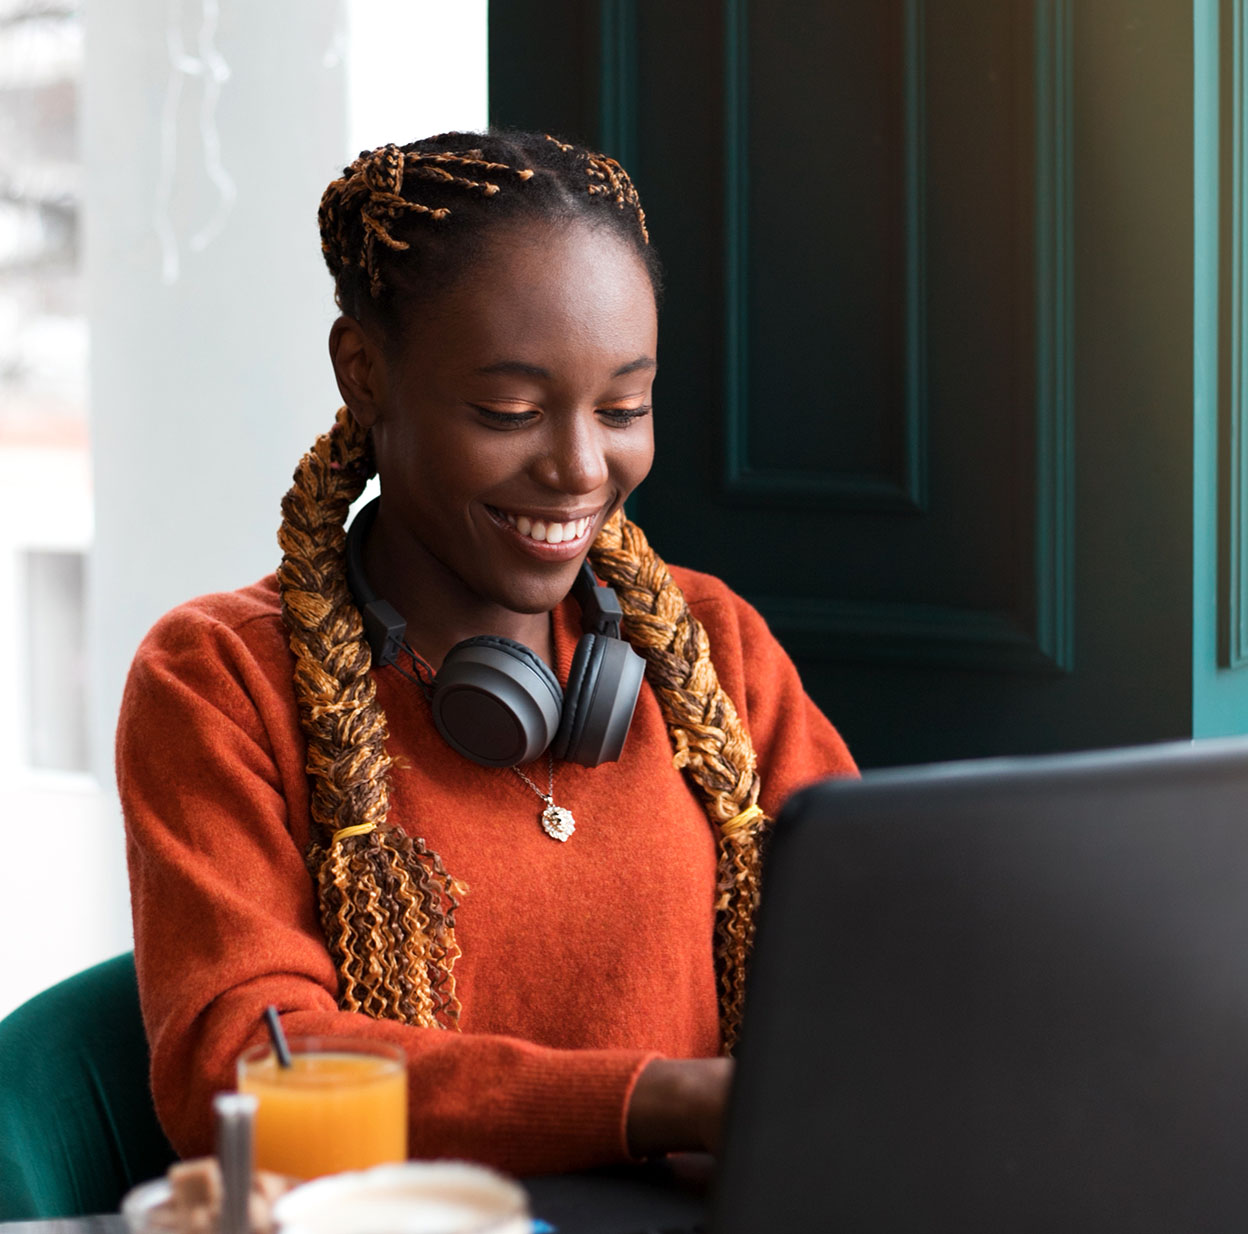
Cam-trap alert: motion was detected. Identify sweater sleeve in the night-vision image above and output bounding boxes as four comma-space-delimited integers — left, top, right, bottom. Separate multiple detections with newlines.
117, 604, 657, 1176
680, 571, 858, 813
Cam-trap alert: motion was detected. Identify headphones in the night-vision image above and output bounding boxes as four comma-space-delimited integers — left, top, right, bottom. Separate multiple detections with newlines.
345, 497, 645, 769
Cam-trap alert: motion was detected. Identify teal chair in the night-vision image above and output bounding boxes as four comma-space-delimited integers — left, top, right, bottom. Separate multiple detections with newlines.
0, 953, 178, 1219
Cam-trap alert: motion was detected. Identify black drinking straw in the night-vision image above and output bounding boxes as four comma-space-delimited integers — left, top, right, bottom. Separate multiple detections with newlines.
263, 1005, 293, 1069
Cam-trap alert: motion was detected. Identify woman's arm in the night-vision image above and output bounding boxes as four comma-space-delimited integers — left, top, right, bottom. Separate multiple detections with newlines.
626, 1057, 734, 1157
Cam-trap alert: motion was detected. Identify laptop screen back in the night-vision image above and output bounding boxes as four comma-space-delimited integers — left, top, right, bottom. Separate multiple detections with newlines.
712, 738, 1248, 1233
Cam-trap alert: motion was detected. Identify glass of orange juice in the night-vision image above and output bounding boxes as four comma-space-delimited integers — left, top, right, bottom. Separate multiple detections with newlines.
237, 1036, 407, 1180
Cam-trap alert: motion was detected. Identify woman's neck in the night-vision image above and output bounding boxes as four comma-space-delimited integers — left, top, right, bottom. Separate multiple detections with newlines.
361, 519, 557, 671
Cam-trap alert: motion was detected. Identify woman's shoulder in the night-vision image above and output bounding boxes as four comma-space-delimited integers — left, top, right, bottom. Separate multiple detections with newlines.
660, 563, 796, 685
665, 563, 769, 638
134, 575, 289, 673
666, 562, 745, 608
660, 560, 857, 783
120, 575, 298, 753
144, 575, 281, 635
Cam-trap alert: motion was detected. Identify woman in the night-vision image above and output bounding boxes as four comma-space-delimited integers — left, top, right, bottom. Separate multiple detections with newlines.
118, 131, 856, 1174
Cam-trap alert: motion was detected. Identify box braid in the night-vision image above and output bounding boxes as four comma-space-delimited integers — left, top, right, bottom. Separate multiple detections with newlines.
280, 132, 765, 1049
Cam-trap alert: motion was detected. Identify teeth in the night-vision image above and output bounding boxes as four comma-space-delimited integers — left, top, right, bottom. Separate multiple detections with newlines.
498, 510, 594, 544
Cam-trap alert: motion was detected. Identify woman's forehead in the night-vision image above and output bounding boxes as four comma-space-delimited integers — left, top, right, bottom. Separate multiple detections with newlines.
458, 217, 653, 304
391, 220, 658, 374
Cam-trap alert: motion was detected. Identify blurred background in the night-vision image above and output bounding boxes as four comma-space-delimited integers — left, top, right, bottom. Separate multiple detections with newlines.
0, 0, 487, 1018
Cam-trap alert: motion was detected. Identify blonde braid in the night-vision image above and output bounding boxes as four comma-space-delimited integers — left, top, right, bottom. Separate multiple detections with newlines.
590, 510, 767, 1051
278, 406, 463, 1028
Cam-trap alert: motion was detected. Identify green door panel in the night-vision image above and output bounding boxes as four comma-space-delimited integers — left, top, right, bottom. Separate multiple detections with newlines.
493, 1, 1243, 766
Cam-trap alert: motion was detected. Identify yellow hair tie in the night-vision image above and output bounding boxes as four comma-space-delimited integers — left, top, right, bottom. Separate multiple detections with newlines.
331, 821, 376, 845
721, 804, 764, 838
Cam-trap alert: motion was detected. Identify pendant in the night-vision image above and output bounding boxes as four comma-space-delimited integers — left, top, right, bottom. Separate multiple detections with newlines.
541, 802, 576, 842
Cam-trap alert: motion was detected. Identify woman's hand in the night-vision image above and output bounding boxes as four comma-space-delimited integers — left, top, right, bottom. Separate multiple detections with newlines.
626, 1057, 735, 1158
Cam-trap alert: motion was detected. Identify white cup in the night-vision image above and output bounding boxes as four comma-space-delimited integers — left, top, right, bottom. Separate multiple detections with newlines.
272, 1162, 532, 1234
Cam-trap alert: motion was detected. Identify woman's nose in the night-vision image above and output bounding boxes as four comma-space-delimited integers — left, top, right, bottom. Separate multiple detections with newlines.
532, 414, 610, 494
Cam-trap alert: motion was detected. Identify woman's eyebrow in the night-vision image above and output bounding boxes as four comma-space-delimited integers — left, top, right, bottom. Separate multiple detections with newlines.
473, 356, 657, 379
612, 355, 657, 377
474, 360, 550, 378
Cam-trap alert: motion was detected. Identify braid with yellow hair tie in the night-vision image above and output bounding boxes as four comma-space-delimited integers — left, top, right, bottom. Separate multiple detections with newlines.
278, 407, 463, 1028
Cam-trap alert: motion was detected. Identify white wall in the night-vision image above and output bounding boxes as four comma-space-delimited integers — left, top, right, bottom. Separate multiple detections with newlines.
345, 2, 489, 156
86, 0, 490, 787
84, 0, 349, 787
0, 0, 487, 1021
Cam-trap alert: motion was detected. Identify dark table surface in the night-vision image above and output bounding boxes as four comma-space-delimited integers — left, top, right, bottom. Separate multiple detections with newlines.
0, 1155, 712, 1234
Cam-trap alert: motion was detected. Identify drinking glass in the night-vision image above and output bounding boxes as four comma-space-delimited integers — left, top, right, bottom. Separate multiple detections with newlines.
237, 1036, 407, 1179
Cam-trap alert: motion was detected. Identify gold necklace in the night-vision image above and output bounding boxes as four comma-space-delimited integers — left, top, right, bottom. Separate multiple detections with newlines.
510, 752, 576, 842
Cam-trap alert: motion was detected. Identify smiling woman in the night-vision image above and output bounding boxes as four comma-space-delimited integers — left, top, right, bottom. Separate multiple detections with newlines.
115, 130, 857, 1176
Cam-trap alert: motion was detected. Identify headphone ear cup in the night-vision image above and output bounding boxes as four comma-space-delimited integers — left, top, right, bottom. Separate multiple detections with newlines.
431, 635, 562, 767
554, 634, 645, 766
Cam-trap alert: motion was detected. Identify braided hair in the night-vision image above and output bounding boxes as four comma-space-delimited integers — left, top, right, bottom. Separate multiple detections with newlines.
279, 131, 767, 1049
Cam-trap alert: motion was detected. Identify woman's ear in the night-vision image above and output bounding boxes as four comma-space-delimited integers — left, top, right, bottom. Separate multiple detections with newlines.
329, 315, 388, 429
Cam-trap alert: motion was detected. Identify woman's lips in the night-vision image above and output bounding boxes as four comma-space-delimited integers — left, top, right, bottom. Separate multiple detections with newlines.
485, 505, 602, 559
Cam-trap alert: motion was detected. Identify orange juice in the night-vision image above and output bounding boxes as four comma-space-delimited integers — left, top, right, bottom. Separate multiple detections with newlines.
237, 1038, 407, 1179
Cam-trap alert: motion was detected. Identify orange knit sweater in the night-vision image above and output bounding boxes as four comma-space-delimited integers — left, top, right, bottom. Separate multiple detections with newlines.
117, 565, 855, 1175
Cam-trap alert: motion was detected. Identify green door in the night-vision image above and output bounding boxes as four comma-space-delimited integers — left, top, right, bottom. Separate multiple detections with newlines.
492, 0, 1248, 767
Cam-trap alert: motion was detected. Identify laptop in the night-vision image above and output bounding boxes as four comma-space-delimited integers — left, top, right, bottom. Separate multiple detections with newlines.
711, 736, 1248, 1233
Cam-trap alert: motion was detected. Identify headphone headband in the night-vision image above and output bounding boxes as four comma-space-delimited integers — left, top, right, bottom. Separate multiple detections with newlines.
344, 498, 406, 667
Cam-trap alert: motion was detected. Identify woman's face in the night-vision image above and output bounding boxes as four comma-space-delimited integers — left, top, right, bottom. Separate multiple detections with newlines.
341, 219, 658, 627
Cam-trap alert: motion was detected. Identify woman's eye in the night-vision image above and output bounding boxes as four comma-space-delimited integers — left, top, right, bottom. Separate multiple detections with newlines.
598, 404, 652, 426
473, 405, 538, 428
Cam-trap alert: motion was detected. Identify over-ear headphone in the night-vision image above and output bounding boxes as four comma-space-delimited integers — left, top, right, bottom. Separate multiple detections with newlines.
345, 497, 645, 769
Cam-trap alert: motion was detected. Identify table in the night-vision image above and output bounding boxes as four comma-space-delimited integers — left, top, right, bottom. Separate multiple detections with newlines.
525, 1155, 709, 1233
0, 1155, 712, 1234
